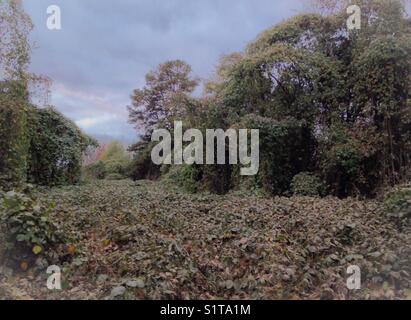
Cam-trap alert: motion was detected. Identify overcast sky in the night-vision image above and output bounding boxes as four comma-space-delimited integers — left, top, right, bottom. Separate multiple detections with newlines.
22, 0, 307, 144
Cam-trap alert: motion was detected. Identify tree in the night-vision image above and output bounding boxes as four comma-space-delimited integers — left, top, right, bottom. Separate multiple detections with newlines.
100, 141, 128, 162
83, 141, 132, 181
221, 0, 411, 196
0, 0, 33, 189
127, 0, 410, 197
99, 141, 131, 178
0, 0, 32, 80
0, 80, 29, 189
204, 52, 243, 96
27, 107, 97, 186
128, 60, 199, 140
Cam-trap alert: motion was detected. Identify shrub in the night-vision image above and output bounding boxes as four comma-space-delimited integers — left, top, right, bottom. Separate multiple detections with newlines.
319, 124, 382, 198
384, 185, 411, 229
104, 158, 130, 178
128, 142, 161, 181
164, 165, 203, 193
0, 185, 59, 256
291, 172, 326, 197
83, 141, 132, 181
202, 164, 232, 195
83, 160, 107, 180
234, 115, 316, 195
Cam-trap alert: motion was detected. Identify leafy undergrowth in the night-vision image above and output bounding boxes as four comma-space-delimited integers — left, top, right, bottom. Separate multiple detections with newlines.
0, 180, 410, 300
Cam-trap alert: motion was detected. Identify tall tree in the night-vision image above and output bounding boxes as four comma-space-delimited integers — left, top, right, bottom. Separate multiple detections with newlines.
128, 60, 198, 140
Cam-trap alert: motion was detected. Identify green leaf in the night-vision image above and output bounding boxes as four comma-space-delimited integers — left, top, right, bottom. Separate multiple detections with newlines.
16, 234, 26, 242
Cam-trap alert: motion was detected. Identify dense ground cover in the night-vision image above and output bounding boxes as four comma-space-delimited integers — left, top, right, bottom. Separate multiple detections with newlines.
0, 180, 410, 300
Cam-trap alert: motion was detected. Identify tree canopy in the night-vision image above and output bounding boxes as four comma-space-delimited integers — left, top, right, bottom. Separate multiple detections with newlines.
128, 60, 199, 140
129, 0, 411, 198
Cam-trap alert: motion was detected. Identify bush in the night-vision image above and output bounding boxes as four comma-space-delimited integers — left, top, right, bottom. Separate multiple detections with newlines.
83, 141, 132, 181
384, 185, 411, 229
319, 125, 382, 198
291, 172, 326, 197
128, 142, 161, 181
164, 165, 203, 193
0, 81, 30, 190
104, 159, 130, 177
83, 161, 130, 181
27, 107, 97, 186
83, 161, 107, 180
0, 185, 59, 256
202, 164, 232, 195
234, 115, 316, 195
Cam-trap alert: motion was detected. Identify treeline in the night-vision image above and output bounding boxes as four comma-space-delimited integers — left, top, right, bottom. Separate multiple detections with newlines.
83, 141, 132, 181
128, 0, 411, 198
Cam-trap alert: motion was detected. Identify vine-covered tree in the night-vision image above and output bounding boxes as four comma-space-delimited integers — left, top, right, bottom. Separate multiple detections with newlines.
0, 0, 32, 189
27, 107, 97, 186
